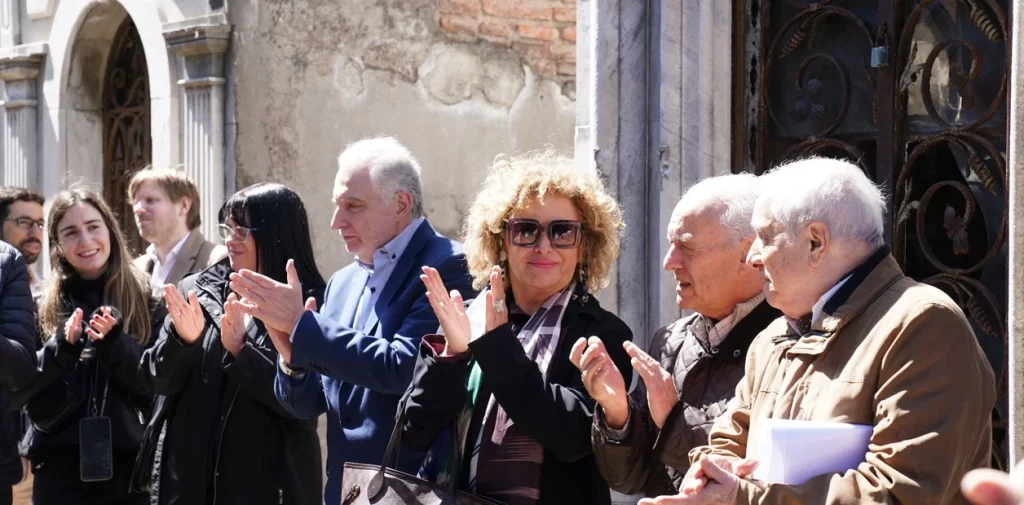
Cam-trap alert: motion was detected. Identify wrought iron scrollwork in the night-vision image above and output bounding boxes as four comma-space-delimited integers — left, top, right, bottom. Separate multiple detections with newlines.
103, 19, 151, 256
746, 0, 1009, 468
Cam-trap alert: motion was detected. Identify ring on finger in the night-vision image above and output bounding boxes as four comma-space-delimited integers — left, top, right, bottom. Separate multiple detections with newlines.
492, 298, 505, 313
438, 301, 446, 309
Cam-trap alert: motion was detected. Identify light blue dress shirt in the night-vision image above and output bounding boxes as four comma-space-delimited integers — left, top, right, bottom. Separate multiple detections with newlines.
351, 216, 426, 331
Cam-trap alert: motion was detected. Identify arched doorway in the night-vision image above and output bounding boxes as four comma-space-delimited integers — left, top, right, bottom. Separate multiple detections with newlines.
102, 17, 150, 255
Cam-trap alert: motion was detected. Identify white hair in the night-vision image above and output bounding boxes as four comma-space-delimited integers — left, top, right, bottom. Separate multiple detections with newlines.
336, 136, 424, 217
758, 157, 886, 247
675, 173, 761, 243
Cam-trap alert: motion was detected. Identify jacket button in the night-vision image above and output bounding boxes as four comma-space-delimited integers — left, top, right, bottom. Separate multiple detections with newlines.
733, 350, 741, 357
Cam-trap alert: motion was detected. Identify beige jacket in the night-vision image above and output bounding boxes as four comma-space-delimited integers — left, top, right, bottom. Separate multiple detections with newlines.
133, 230, 227, 289
690, 252, 996, 505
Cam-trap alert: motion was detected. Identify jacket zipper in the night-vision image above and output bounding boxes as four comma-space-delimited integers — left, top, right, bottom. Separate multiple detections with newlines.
211, 385, 240, 505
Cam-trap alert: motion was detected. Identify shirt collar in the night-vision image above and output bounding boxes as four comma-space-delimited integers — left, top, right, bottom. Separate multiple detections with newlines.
147, 231, 192, 265
695, 292, 766, 349
785, 273, 851, 336
356, 217, 425, 274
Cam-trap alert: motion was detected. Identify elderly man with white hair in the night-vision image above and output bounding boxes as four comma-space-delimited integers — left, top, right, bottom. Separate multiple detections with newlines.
226, 136, 474, 505
573, 173, 780, 497
642, 157, 996, 505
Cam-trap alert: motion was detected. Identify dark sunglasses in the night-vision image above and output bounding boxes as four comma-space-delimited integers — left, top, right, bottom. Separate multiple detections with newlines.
506, 218, 582, 249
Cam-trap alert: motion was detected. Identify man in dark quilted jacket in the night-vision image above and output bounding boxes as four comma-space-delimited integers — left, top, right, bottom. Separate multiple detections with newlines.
0, 240, 37, 505
571, 174, 778, 497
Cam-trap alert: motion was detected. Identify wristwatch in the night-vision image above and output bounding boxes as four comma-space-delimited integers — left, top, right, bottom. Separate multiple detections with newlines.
278, 355, 306, 377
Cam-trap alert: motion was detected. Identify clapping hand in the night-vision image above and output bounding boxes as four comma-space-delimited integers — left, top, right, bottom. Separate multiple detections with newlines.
64, 308, 83, 345
221, 293, 246, 357
625, 341, 679, 429
164, 285, 206, 344
483, 266, 508, 333
421, 266, 471, 354
86, 306, 118, 341
570, 336, 629, 428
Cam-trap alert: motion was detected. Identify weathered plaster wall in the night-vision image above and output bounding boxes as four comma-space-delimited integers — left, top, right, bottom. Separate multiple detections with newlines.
228, 0, 576, 276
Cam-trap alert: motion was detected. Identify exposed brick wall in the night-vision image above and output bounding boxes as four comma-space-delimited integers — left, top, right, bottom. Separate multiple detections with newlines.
437, 0, 576, 87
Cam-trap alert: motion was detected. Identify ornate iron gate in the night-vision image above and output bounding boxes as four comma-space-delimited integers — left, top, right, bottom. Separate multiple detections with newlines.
736, 0, 1009, 468
103, 17, 151, 255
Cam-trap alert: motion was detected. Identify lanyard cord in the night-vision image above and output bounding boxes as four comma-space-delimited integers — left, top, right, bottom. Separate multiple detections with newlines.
89, 358, 110, 418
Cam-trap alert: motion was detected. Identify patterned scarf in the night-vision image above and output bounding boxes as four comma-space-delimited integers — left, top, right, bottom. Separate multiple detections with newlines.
425, 286, 573, 505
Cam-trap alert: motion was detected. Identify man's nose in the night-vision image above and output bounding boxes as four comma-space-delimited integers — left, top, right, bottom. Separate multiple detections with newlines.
746, 241, 763, 267
132, 202, 145, 215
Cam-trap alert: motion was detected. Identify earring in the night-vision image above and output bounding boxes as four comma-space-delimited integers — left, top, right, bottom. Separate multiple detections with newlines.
579, 265, 590, 304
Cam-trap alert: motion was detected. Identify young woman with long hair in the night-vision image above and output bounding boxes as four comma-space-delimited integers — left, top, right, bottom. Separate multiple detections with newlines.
12, 189, 155, 505
136, 183, 325, 505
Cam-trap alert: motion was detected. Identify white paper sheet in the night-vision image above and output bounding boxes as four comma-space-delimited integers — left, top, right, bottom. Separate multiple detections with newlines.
751, 419, 872, 485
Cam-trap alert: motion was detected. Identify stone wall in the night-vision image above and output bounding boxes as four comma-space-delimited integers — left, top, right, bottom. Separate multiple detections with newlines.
228, 0, 576, 276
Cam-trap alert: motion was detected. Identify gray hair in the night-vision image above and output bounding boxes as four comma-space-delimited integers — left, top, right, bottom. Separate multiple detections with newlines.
674, 173, 761, 243
336, 136, 424, 217
758, 157, 886, 247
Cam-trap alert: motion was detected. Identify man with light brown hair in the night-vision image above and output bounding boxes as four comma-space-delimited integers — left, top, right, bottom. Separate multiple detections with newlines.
129, 167, 225, 294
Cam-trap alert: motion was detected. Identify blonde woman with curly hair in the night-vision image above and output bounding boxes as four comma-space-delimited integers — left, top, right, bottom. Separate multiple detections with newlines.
402, 149, 634, 505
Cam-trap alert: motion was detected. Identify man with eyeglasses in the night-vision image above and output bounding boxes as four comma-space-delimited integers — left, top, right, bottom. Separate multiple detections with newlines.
0, 187, 41, 501
129, 167, 226, 296
225, 137, 474, 505
0, 188, 44, 294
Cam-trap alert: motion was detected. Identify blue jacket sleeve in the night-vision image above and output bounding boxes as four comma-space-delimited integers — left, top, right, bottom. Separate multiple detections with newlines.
273, 368, 327, 420
0, 249, 38, 391
288, 254, 473, 396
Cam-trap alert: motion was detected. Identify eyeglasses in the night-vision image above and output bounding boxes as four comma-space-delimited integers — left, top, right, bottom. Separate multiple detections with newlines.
217, 223, 259, 241
506, 219, 583, 249
5, 217, 44, 231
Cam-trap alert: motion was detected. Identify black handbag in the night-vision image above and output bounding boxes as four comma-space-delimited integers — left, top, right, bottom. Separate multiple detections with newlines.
339, 412, 502, 505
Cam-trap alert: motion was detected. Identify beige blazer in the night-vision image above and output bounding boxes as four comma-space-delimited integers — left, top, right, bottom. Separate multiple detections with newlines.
133, 230, 228, 289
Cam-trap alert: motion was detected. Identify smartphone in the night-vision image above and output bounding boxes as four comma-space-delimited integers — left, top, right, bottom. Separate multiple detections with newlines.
79, 416, 113, 482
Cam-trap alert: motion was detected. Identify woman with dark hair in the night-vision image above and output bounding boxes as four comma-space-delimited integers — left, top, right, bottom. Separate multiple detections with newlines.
136, 183, 325, 505
11, 189, 155, 505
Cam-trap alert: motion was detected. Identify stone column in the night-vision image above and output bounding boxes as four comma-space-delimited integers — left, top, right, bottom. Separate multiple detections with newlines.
0, 43, 45, 188
1006, 0, 1024, 468
654, 1, 734, 324
576, 0, 658, 356
164, 15, 230, 243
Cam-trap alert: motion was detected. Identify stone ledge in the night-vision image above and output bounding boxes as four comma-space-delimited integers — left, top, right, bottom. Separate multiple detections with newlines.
0, 42, 48, 82
163, 13, 232, 56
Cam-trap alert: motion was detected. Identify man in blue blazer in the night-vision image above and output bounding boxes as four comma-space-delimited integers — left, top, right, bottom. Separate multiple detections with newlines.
229, 137, 474, 505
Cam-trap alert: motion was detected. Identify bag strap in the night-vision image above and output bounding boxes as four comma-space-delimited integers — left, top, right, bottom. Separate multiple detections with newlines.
368, 408, 462, 500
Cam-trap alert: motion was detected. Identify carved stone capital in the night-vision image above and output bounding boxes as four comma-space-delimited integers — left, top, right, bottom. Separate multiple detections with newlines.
0, 42, 46, 83
163, 14, 231, 83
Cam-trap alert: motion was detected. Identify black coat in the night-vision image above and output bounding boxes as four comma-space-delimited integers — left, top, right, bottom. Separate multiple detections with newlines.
0, 242, 38, 486
136, 259, 323, 505
11, 273, 156, 502
402, 285, 633, 505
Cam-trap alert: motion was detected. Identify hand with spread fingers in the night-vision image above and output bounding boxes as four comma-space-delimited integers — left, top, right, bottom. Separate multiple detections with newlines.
221, 293, 246, 357
570, 336, 629, 429
625, 340, 679, 429
164, 285, 206, 344
64, 307, 84, 345
639, 455, 758, 505
420, 266, 471, 354
229, 258, 305, 335
483, 265, 508, 333
86, 306, 118, 341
